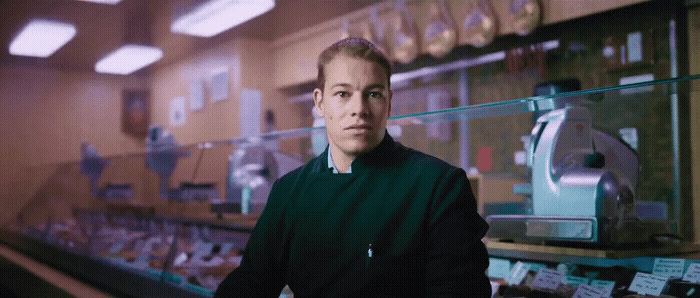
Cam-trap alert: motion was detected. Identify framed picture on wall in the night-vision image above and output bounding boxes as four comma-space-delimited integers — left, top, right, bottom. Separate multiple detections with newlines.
122, 90, 150, 138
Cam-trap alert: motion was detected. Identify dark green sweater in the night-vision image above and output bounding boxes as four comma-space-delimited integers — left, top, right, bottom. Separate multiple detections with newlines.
215, 134, 490, 297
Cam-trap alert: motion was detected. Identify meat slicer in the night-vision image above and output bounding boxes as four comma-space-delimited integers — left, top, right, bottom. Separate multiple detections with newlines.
80, 142, 134, 199
211, 138, 303, 215
144, 125, 219, 202
486, 107, 673, 246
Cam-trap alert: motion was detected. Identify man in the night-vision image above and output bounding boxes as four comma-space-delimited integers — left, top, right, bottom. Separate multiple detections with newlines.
215, 37, 491, 297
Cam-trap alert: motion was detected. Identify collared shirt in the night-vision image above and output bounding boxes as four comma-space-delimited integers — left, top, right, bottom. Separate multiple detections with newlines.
327, 146, 351, 174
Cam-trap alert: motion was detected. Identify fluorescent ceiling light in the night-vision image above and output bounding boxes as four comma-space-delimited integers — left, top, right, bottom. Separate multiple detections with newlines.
171, 0, 275, 37
95, 44, 163, 75
9, 19, 77, 58
75, 0, 122, 4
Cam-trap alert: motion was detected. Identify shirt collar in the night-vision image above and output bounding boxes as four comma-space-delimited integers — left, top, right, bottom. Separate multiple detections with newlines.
317, 131, 397, 174
327, 146, 351, 174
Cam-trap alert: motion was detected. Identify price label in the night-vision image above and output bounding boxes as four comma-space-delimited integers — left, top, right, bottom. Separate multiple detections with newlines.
652, 258, 685, 278
218, 243, 235, 256
563, 276, 591, 287
507, 261, 531, 285
191, 242, 214, 261
682, 263, 700, 283
531, 268, 564, 291
573, 284, 605, 298
524, 262, 548, 273
142, 237, 161, 253
628, 272, 668, 296
108, 238, 127, 254
590, 279, 615, 297
488, 258, 511, 279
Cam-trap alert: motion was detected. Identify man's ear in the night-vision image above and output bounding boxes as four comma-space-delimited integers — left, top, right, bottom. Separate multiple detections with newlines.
313, 88, 324, 117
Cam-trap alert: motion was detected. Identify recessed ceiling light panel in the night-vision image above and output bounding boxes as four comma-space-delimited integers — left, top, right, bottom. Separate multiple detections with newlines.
9, 19, 77, 58
74, 0, 122, 4
171, 0, 275, 37
95, 44, 164, 75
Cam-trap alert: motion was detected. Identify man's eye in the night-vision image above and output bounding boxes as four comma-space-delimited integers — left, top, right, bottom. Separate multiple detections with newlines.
367, 92, 383, 99
335, 91, 348, 98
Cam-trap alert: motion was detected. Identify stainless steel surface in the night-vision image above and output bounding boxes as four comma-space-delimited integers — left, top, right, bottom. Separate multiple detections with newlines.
669, 19, 681, 232
525, 218, 594, 240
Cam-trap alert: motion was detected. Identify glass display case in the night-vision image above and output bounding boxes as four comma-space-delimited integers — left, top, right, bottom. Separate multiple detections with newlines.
1, 74, 698, 297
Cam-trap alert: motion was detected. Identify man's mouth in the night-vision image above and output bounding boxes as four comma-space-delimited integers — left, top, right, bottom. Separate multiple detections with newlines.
345, 124, 372, 133
345, 124, 372, 132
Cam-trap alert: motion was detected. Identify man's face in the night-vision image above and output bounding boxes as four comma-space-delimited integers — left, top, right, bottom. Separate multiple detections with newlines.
313, 55, 392, 158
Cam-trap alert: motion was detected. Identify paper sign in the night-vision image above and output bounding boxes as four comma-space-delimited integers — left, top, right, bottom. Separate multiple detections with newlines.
507, 261, 531, 285
628, 272, 668, 296
563, 276, 591, 287
626, 31, 643, 63
653, 258, 685, 278
590, 279, 615, 297
531, 268, 565, 291
682, 263, 700, 283
573, 284, 605, 298
488, 258, 512, 279
169, 96, 186, 126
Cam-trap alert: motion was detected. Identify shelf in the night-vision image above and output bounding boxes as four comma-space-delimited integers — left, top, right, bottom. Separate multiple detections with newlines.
486, 239, 700, 272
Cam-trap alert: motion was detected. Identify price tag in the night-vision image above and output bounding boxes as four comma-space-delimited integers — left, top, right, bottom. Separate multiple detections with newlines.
218, 243, 235, 256
563, 276, 591, 287
628, 272, 668, 296
191, 242, 214, 261
524, 262, 548, 273
142, 237, 161, 253
490, 281, 501, 296
652, 258, 685, 278
531, 268, 564, 291
488, 258, 511, 279
108, 238, 127, 254
573, 284, 606, 298
590, 279, 615, 297
682, 263, 700, 283
507, 261, 531, 285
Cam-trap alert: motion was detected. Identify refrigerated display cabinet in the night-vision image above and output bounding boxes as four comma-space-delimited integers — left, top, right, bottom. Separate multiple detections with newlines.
2, 74, 700, 297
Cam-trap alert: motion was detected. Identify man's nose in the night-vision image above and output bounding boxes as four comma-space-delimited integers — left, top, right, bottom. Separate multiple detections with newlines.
348, 93, 369, 117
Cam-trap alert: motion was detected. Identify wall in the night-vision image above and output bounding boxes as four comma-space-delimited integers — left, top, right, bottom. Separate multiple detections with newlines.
0, 66, 147, 225
146, 37, 302, 216
2, 36, 306, 225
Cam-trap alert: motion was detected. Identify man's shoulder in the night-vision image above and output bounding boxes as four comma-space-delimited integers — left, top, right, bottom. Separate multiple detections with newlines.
397, 143, 460, 174
273, 153, 324, 187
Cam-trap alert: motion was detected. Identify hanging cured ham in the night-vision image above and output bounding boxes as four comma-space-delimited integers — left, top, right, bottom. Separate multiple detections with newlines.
423, 0, 457, 58
510, 0, 541, 36
391, 0, 419, 64
462, 0, 497, 48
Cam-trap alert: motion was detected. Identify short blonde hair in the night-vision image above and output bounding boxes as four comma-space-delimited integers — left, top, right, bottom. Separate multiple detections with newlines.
316, 37, 392, 90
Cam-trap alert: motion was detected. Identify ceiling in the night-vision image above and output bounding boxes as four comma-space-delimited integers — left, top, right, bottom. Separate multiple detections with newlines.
0, 0, 379, 73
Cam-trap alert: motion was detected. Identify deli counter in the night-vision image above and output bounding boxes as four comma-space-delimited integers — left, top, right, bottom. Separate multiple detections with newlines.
2, 75, 700, 297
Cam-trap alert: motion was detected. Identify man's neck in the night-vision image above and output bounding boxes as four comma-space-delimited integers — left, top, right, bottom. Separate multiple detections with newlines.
329, 146, 354, 174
